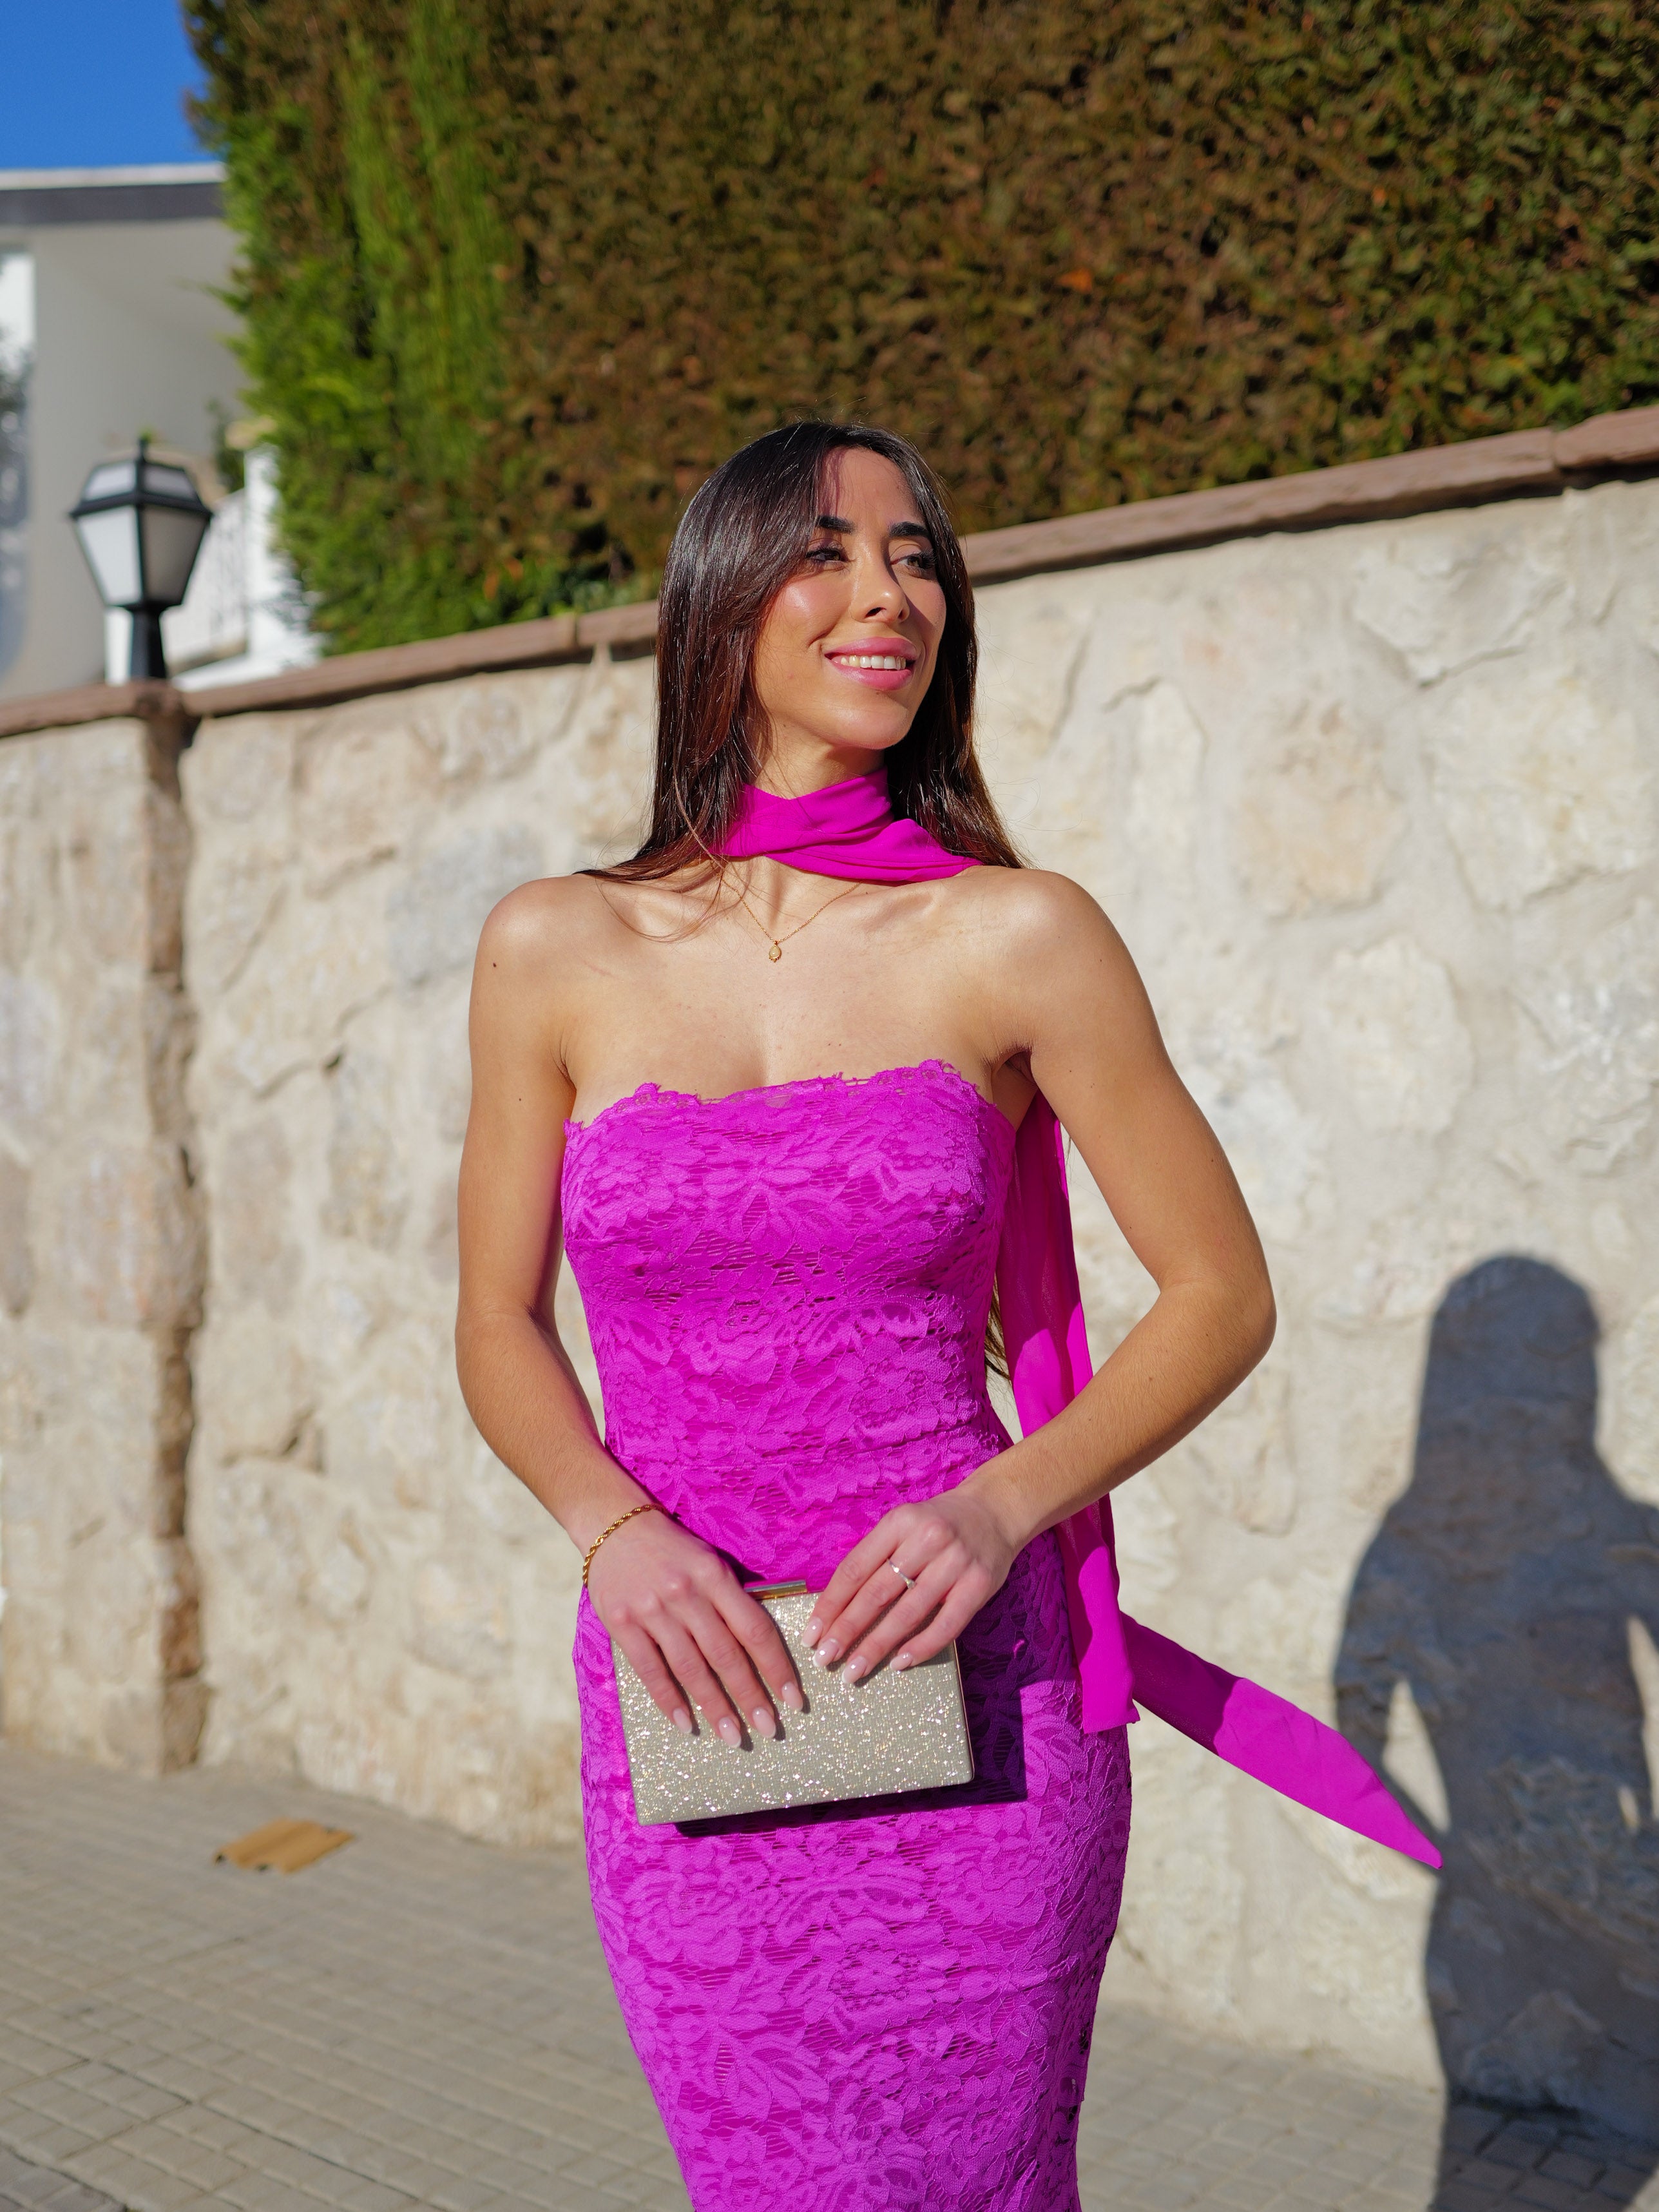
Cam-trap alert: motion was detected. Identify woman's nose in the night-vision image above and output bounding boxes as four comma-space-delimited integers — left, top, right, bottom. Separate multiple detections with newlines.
854, 550, 908, 619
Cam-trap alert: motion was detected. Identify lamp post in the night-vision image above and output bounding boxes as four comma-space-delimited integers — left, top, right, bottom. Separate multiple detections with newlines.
68, 438, 213, 681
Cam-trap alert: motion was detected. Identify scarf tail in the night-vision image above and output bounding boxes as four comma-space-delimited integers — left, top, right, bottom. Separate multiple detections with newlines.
997, 1100, 1441, 1871
722, 776, 1440, 1872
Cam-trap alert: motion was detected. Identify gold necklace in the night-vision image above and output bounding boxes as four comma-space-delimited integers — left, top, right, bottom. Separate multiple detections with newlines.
729, 873, 865, 962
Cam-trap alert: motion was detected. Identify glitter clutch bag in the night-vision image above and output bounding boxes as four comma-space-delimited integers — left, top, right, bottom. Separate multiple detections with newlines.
612, 1581, 975, 1825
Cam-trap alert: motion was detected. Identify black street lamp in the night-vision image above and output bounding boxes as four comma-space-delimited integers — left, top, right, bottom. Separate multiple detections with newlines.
68, 438, 213, 681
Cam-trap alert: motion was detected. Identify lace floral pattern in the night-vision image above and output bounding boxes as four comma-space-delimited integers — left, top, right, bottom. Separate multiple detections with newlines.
563, 1063, 1132, 2211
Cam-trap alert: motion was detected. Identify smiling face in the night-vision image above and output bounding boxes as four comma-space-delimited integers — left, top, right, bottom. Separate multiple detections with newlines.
749, 447, 948, 791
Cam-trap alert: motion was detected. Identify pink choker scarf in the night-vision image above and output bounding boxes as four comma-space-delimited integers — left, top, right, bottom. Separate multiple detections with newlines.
722, 771, 1439, 1869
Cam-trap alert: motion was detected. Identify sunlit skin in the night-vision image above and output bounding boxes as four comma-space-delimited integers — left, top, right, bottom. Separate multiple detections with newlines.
454, 449, 1275, 1749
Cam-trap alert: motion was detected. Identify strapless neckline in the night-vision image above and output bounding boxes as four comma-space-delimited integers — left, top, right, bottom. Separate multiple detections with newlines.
564, 1055, 1015, 1140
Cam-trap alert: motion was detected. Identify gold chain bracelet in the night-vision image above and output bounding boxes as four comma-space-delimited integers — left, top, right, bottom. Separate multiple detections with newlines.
581, 1502, 664, 1590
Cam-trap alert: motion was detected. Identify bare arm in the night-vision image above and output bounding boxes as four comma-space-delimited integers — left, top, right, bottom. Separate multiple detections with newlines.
454, 882, 801, 1742
810, 872, 1275, 1676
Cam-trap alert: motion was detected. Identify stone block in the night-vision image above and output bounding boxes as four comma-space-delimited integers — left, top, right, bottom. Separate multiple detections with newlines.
323, 1049, 408, 1253
387, 825, 544, 992
207, 870, 392, 1097
1316, 937, 1473, 1137
182, 713, 297, 825
560, 652, 658, 858
193, 1312, 312, 1466
1426, 662, 1653, 911
296, 708, 438, 893
1352, 526, 1564, 684
412, 682, 540, 785
213, 1117, 300, 1311
45, 1142, 201, 1332
1129, 680, 1209, 883
1234, 705, 1403, 917
0, 1151, 32, 1314
318, 1307, 457, 1488
0, 972, 61, 1133
408, 1561, 512, 1682
187, 840, 287, 999
1603, 1290, 1659, 1505
1514, 902, 1659, 1171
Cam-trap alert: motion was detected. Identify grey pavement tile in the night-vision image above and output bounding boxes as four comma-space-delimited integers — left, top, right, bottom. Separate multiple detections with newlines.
0, 2128, 100, 2169
590, 2177, 687, 2212
110, 2170, 213, 2212
422, 2178, 512, 2212
1121, 2179, 1211, 2212
547, 2156, 637, 2197
468, 2162, 544, 2197
353, 2156, 461, 2200
249, 2144, 353, 2197
1511, 2183, 1593, 2212
71, 2159, 211, 2212
1434, 2188, 1518, 2212
1220, 2118, 1299, 2153
140, 2146, 248, 2197
291, 2175, 371, 2212
1542, 2156, 1607, 2190
1455, 2158, 1533, 2193
0, 2154, 118, 2212
213, 2173, 323, 2212
1488, 2131, 1554, 2173
44, 2186, 124, 2212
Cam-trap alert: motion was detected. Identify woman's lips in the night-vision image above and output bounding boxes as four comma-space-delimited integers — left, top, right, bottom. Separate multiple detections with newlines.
826, 651, 917, 693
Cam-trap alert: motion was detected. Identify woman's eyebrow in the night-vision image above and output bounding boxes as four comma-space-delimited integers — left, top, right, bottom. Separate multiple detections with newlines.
810, 513, 933, 541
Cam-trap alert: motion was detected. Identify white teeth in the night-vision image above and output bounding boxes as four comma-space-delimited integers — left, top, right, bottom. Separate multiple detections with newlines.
835, 655, 908, 670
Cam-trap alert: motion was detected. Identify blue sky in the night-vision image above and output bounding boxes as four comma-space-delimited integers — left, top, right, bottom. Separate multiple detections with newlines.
0, 0, 208, 171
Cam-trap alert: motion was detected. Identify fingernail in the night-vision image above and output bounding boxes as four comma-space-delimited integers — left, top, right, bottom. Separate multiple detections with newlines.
780, 1682, 805, 1711
846, 1655, 867, 1682
814, 1639, 840, 1668
805, 1619, 821, 1648
751, 1707, 777, 1739
671, 1707, 694, 1735
716, 1717, 742, 1747
893, 1652, 912, 1672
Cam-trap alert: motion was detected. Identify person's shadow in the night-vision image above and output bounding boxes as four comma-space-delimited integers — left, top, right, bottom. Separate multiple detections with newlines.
1337, 1257, 1659, 2188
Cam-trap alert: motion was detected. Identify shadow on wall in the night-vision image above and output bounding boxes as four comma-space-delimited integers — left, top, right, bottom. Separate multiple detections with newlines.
1338, 1258, 1659, 2169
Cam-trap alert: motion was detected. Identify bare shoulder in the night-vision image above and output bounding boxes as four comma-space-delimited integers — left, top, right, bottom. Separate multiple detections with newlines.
468, 873, 628, 1059
943, 863, 1129, 969
938, 864, 1161, 1070
472, 870, 631, 981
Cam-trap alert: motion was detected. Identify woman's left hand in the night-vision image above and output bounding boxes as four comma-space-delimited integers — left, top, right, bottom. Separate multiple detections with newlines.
807, 1474, 1023, 1680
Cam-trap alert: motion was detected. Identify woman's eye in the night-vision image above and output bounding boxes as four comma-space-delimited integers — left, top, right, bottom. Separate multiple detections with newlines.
806, 544, 846, 565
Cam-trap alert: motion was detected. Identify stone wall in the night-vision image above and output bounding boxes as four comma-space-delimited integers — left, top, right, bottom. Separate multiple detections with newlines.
177, 656, 653, 1843
0, 715, 205, 1772
5, 472, 1659, 2131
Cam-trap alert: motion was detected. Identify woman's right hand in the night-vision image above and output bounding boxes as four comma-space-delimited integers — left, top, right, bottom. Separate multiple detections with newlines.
585, 1510, 805, 1744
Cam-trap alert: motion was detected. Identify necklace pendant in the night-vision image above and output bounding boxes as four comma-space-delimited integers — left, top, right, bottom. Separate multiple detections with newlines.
767, 941, 782, 963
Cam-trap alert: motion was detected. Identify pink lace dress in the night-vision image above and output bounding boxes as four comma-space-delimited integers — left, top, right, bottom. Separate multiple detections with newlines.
562, 1061, 1131, 2212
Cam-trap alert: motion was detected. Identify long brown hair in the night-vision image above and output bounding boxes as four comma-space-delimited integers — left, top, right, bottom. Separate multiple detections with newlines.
598, 420, 1023, 880
596, 422, 1022, 1375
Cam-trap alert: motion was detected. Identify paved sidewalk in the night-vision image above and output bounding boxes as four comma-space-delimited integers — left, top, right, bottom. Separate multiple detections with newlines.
1, 1746, 1653, 2212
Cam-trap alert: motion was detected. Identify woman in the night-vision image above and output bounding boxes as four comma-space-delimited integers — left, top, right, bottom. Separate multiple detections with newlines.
455, 421, 1277, 2210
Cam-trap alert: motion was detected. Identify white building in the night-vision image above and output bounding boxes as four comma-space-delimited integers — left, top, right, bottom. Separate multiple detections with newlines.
0, 164, 313, 702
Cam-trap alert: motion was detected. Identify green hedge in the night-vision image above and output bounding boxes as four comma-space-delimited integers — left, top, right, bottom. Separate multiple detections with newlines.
187, 2, 1659, 655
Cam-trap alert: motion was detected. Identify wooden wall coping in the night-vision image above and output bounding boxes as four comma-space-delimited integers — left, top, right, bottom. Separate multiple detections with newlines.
5, 401, 1657, 744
